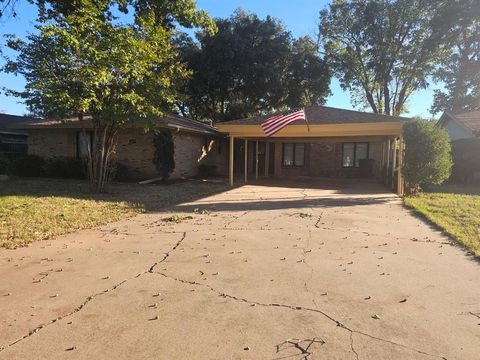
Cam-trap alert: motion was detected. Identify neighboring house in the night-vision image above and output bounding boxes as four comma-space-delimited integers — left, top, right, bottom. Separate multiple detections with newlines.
14, 114, 227, 180
438, 110, 480, 183
217, 105, 409, 194
437, 110, 480, 141
0, 113, 39, 156
12, 105, 410, 194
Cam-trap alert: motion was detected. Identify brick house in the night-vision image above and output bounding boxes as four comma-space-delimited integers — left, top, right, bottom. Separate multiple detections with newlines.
14, 105, 408, 193
16, 114, 228, 180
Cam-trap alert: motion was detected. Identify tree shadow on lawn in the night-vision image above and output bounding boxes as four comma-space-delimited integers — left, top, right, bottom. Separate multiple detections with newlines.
0, 176, 397, 213
0, 177, 232, 212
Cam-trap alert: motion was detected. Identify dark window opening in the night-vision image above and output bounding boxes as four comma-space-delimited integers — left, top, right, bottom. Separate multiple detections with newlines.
282, 143, 305, 167
342, 142, 369, 168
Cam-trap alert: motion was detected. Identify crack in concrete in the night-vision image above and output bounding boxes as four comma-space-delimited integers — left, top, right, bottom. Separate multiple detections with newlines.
148, 231, 187, 273
275, 337, 325, 360
223, 211, 248, 229
0, 231, 188, 352
0, 279, 128, 351
314, 212, 323, 229
154, 271, 447, 360
350, 332, 359, 360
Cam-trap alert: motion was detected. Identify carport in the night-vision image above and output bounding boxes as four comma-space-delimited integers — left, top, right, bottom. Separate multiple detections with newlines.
217, 105, 408, 195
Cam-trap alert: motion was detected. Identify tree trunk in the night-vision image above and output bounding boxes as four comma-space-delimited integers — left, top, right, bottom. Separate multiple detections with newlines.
84, 120, 118, 193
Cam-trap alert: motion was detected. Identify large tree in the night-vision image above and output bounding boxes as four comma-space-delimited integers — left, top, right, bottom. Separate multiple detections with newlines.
319, 0, 451, 116
176, 10, 331, 122
3, 0, 214, 191
430, 1, 480, 114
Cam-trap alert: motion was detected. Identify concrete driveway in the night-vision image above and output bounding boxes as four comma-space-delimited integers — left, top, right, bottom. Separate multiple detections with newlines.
1, 180, 479, 359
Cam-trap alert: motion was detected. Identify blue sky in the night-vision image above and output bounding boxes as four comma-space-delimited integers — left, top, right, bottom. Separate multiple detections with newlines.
0, 0, 438, 118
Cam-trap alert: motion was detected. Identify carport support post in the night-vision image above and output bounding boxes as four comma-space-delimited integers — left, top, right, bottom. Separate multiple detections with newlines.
391, 138, 397, 190
397, 135, 404, 195
229, 135, 234, 186
385, 140, 391, 185
255, 140, 259, 180
265, 141, 269, 177
244, 138, 248, 183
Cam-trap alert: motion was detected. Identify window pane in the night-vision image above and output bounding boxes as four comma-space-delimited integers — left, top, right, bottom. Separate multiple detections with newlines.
283, 144, 294, 166
355, 143, 368, 167
294, 144, 305, 166
343, 144, 354, 167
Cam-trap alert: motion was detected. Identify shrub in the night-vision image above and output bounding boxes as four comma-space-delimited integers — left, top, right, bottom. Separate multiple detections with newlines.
403, 119, 452, 193
110, 161, 129, 181
198, 164, 217, 177
153, 130, 175, 180
44, 157, 86, 179
0, 155, 9, 174
8, 154, 46, 177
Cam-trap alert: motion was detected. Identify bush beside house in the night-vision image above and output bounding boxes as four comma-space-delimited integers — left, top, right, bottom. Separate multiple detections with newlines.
403, 119, 453, 193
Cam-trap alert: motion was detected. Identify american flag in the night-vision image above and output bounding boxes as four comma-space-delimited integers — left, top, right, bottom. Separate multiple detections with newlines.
261, 109, 307, 137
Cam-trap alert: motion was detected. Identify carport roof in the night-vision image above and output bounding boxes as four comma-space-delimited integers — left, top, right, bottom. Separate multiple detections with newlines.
221, 105, 411, 125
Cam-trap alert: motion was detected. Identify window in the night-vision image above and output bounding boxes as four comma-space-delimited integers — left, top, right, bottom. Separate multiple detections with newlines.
282, 143, 305, 167
342, 143, 369, 168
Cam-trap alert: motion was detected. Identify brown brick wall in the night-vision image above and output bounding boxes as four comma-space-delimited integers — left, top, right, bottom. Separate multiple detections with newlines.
28, 128, 228, 180
171, 132, 227, 178
272, 137, 386, 179
116, 129, 157, 179
28, 129, 77, 158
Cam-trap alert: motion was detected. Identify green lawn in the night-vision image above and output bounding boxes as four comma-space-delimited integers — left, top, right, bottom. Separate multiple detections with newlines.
405, 185, 480, 256
0, 178, 228, 249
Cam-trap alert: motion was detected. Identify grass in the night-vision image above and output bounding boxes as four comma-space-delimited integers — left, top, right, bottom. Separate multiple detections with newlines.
405, 185, 480, 256
0, 178, 228, 249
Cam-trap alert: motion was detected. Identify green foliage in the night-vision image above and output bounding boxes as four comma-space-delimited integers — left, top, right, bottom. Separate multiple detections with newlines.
177, 10, 330, 121
43, 156, 86, 179
0, 154, 9, 174
430, 6, 480, 114
8, 155, 86, 179
2, 0, 214, 192
111, 161, 129, 181
153, 130, 175, 180
403, 119, 452, 192
319, 0, 450, 115
8, 154, 46, 177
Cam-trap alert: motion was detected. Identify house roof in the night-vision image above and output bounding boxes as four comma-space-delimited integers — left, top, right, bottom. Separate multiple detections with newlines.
10, 114, 223, 137
220, 105, 411, 125
440, 110, 480, 135
0, 113, 40, 135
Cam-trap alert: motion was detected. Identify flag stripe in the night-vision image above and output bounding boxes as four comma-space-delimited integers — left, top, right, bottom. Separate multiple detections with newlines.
261, 114, 283, 127
261, 109, 306, 137
262, 115, 303, 136
264, 117, 303, 136
263, 115, 303, 135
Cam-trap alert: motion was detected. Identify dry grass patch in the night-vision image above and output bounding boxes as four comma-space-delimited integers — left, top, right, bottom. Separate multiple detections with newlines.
0, 178, 229, 249
0, 188, 140, 249
405, 187, 480, 256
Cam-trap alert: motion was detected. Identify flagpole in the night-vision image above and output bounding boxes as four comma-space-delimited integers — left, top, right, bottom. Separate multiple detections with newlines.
304, 108, 310, 132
